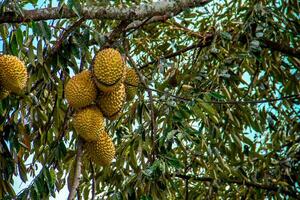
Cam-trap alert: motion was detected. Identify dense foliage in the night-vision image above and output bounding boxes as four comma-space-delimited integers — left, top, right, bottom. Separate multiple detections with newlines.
0, 0, 299, 199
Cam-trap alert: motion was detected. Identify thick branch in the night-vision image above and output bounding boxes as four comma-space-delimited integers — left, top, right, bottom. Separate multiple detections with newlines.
68, 139, 83, 200
175, 174, 299, 198
0, 0, 212, 23
262, 39, 300, 59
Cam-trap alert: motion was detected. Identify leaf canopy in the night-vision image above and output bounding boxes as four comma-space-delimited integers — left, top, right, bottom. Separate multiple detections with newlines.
0, 0, 299, 199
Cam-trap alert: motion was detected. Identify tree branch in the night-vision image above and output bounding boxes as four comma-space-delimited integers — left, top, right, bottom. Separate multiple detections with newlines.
48, 17, 85, 58
140, 33, 214, 69
134, 83, 300, 105
261, 39, 300, 59
139, 33, 299, 70
101, 20, 131, 49
90, 160, 95, 200
125, 50, 157, 163
174, 174, 299, 198
68, 139, 83, 200
125, 11, 181, 32
0, 0, 212, 23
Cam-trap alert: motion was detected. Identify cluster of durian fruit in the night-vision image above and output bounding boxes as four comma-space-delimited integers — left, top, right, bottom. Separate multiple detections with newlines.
65, 48, 139, 166
0, 55, 28, 100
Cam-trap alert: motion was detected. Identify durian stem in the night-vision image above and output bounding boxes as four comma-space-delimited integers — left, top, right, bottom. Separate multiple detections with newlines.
68, 139, 83, 200
90, 160, 96, 200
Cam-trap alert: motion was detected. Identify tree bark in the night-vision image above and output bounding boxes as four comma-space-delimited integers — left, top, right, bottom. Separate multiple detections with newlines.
68, 139, 83, 200
0, 0, 212, 23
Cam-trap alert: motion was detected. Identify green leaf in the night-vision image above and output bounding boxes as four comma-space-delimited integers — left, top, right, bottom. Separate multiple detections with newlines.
18, 160, 28, 183
16, 28, 23, 47
68, 0, 82, 16
197, 100, 217, 116
37, 39, 43, 65
30, 184, 39, 200
166, 157, 184, 169
10, 33, 18, 55
40, 21, 52, 40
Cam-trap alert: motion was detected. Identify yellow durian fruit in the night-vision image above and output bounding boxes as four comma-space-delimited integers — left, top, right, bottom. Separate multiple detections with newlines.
92, 48, 125, 92
73, 106, 105, 142
124, 67, 139, 101
0, 55, 27, 93
65, 70, 97, 109
84, 130, 115, 166
97, 83, 126, 120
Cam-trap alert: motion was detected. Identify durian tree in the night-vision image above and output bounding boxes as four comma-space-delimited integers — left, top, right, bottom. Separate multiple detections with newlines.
0, 0, 299, 199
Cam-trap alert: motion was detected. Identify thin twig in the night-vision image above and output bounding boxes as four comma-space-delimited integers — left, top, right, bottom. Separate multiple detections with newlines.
90, 160, 95, 200
68, 139, 83, 200
101, 20, 131, 49
140, 33, 214, 70
48, 17, 85, 58
125, 50, 157, 163
28, 18, 85, 95
265, 137, 300, 157
125, 11, 181, 31
79, 50, 86, 72
125, 17, 152, 37
184, 156, 189, 200
127, 82, 300, 105
146, 86, 300, 105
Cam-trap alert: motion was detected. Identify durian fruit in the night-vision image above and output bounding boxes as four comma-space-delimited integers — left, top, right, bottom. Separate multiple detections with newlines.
0, 85, 9, 100
0, 55, 27, 93
97, 83, 126, 120
73, 106, 105, 142
92, 48, 125, 92
65, 70, 97, 109
124, 67, 139, 101
84, 130, 115, 166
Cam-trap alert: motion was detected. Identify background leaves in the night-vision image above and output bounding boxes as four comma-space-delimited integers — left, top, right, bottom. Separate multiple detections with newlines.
0, 0, 299, 199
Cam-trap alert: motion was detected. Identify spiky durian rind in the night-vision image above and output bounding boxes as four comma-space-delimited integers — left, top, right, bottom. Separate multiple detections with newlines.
84, 130, 115, 166
73, 106, 105, 142
124, 67, 139, 101
65, 70, 97, 109
97, 83, 126, 120
0, 55, 27, 93
92, 48, 125, 92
